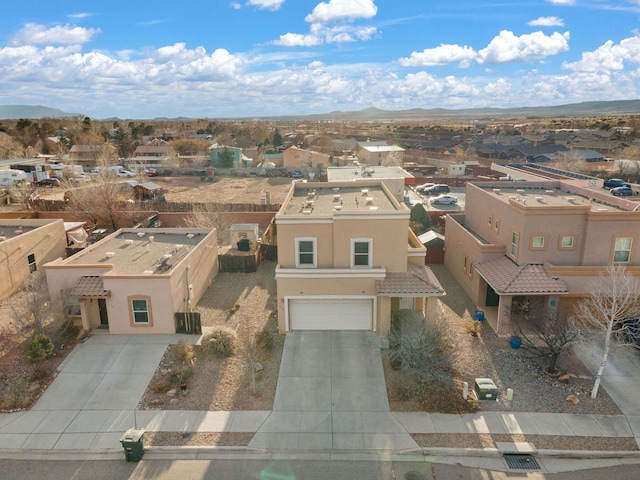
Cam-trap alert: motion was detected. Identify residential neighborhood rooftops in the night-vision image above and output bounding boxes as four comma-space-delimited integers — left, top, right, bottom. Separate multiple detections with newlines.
63, 228, 213, 274
280, 182, 400, 216
478, 184, 628, 213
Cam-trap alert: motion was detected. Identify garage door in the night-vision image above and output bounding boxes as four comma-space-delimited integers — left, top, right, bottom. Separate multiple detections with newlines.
289, 298, 373, 330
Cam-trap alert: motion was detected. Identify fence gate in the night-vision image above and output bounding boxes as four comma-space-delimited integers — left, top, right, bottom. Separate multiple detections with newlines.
175, 312, 202, 334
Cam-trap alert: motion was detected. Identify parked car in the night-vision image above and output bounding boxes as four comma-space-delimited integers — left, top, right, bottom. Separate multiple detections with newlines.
415, 183, 435, 193
611, 186, 634, 196
422, 184, 450, 195
290, 170, 303, 178
604, 178, 631, 189
35, 178, 61, 187
70, 174, 92, 183
430, 194, 458, 205
145, 168, 159, 177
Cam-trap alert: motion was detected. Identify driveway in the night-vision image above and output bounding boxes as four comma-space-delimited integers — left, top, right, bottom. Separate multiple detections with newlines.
0, 334, 172, 450
250, 331, 418, 451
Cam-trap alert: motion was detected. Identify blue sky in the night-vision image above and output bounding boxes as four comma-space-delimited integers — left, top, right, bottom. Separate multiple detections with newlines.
1, 0, 640, 119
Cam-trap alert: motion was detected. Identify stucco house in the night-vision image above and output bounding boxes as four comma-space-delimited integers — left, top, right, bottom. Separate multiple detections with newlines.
0, 219, 68, 300
282, 145, 330, 170
444, 181, 640, 335
326, 166, 413, 202
44, 228, 218, 334
274, 180, 445, 337
356, 142, 405, 166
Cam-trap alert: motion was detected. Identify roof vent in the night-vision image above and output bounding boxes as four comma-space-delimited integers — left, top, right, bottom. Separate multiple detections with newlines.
493, 188, 501, 193
106, 251, 115, 258
137, 232, 146, 237
334, 205, 342, 211
125, 239, 134, 245
509, 195, 518, 200
536, 197, 545, 203
566, 197, 576, 203
333, 187, 340, 192
174, 244, 183, 252
516, 189, 525, 194
369, 206, 378, 210
545, 190, 554, 194
303, 209, 312, 215
365, 197, 374, 205
143, 270, 154, 275
361, 189, 369, 196
305, 199, 314, 207
149, 236, 155, 241
186, 233, 194, 239
333, 194, 341, 202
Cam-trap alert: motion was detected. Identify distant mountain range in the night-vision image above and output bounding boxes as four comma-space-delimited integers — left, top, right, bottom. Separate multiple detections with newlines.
2, 99, 640, 122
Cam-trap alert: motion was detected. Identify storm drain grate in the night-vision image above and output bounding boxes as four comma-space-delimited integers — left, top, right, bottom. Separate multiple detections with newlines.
504, 454, 540, 470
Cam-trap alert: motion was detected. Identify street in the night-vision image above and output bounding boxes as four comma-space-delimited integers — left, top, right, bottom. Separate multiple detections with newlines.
1, 458, 639, 480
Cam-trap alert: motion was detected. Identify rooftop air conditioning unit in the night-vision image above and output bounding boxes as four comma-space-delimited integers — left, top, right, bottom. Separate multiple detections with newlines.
106, 252, 115, 258
125, 239, 134, 245
137, 232, 146, 237
333, 194, 341, 202
365, 197, 374, 205
186, 233, 194, 239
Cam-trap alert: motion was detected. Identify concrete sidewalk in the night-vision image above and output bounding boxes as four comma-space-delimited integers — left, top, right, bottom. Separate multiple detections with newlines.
1, 332, 640, 458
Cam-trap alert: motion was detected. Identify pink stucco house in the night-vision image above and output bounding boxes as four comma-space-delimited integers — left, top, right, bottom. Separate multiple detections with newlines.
444, 180, 640, 334
275, 180, 445, 336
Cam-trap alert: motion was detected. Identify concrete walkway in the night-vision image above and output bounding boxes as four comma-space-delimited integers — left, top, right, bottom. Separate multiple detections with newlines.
1, 332, 640, 456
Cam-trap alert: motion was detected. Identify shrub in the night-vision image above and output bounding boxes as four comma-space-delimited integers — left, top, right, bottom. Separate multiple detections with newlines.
27, 333, 54, 363
0, 378, 31, 410
176, 340, 195, 365
202, 327, 237, 356
30, 362, 54, 382
464, 318, 483, 337
169, 367, 193, 385
255, 328, 274, 352
150, 379, 173, 393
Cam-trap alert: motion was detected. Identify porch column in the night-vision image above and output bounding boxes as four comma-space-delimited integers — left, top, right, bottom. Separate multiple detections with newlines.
377, 296, 391, 338
79, 300, 91, 331
425, 297, 439, 326
496, 295, 513, 336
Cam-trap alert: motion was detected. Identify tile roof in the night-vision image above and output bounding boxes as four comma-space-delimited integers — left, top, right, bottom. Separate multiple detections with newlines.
70, 276, 110, 298
376, 263, 446, 296
474, 256, 568, 295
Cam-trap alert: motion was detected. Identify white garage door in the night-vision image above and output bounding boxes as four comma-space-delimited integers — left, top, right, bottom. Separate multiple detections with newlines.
289, 298, 373, 330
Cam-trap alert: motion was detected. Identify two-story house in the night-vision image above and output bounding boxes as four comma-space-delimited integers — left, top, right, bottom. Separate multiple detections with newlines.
445, 181, 640, 335
282, 145, 330, 170
274, 181, 445, 336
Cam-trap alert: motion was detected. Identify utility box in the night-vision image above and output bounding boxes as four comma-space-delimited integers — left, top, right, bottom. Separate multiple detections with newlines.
120, 428, 145, 462
474, 378, 498, 400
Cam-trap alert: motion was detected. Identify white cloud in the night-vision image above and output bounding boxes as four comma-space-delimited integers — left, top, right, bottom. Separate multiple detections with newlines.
528, 16, 565, 27
247, 0, 285, 10
545, 0, 575, 4
10, 23, 100, 46
305, 0, 377, 24
398, 44, 476, 68
230, 2, 242, 9
477, 30, 570, 64
563, 35, 640, 72
273, 24, 378, 46
273, 32, 323, 46
68, 13, 96, 20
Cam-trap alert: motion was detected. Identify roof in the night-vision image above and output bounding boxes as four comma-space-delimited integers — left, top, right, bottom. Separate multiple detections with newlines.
360, 145, 405, 153
70, 276, 110, 298
376, 263, 445, 297
474, 256, 568, 295
326, 166, 412, 181
417, 230, 445, 246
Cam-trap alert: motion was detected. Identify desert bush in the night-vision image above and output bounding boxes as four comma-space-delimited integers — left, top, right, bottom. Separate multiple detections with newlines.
202, 327, 237, 356
176, 340, 196, 365
0, 377, 31, 410
254, 328, 274, 352
27, 333, 54, 363
150, 379, 173, 393
388, 317, 455, 393
169, 366, 193, 385
30, 362, 54, 382
464, 318, 483, 337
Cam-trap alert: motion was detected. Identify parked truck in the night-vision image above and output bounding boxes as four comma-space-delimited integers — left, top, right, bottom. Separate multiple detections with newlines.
0, 169, 29, 186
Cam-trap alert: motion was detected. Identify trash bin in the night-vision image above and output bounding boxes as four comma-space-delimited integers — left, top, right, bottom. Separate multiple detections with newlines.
120, 428, 145, 462
474, 378, 498, 400
474, 310, 485, 321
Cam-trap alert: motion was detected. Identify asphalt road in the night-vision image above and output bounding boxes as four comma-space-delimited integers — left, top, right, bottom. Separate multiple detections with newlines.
1, 459, 639, 480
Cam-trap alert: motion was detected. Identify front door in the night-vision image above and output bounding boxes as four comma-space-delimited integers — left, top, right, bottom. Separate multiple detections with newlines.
98, 299, 109, 326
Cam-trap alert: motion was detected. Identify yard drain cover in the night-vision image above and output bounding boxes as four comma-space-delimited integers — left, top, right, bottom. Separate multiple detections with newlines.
504, 454, 540, 470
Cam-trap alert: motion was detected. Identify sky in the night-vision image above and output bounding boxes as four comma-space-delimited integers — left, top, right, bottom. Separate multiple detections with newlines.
1, 0, 640, 119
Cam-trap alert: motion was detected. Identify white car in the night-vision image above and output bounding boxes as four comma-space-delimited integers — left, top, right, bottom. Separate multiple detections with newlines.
430, 194, 458, 205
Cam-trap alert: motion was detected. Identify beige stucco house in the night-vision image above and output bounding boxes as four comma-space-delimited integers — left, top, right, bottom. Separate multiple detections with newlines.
44, 228, 218, 334
274, 180, 445, 337
356, 142, 405, 166
0, 219, 67, 300
282, 146, 330, 170
326, 166, 413, 202
444, 180, 640, 335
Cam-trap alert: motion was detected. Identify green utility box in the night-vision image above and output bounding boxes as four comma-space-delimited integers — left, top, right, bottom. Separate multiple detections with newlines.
474, 378, 498, 400
120, 428, 145, 462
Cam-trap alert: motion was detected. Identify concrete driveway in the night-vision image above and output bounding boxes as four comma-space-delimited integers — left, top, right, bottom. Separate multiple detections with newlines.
250, 331, 417, 451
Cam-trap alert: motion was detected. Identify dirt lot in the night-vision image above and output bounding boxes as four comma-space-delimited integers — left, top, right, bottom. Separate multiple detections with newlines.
152, 176, 294, 204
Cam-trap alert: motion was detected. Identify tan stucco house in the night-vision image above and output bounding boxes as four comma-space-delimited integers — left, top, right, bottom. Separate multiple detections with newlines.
44, 228, 218, 334
0, 219, 67, 300
282, 145, 330, 170
275, 180, 445, 337
444, 181, 640, 335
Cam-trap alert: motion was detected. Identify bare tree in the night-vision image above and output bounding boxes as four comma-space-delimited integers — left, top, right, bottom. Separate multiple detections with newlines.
516, 315, 581, 374
575, 265, 640, 398
184, 203, 232, 245
9, 273, 51, 335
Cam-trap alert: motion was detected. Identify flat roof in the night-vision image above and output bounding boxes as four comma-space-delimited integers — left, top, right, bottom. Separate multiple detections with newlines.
479, 184, 626, 213
327, 166, 412, 182
0, 219, 60, 240
281, 183, 398, 216
65, 228, 212, 274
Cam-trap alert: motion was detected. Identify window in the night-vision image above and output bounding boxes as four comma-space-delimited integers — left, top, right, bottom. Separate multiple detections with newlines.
487, 215, 492, 227
560, 235, 575, 249
351, 239, 373, 268
531, 235, 545, 249
62, 290, 81, 317
493, 219, 500, 232
613, 237, 633, 263
295, 238, 317, 268
27, 253, 36, 273
510, 232, 519, 258
131, 299, 150, 324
